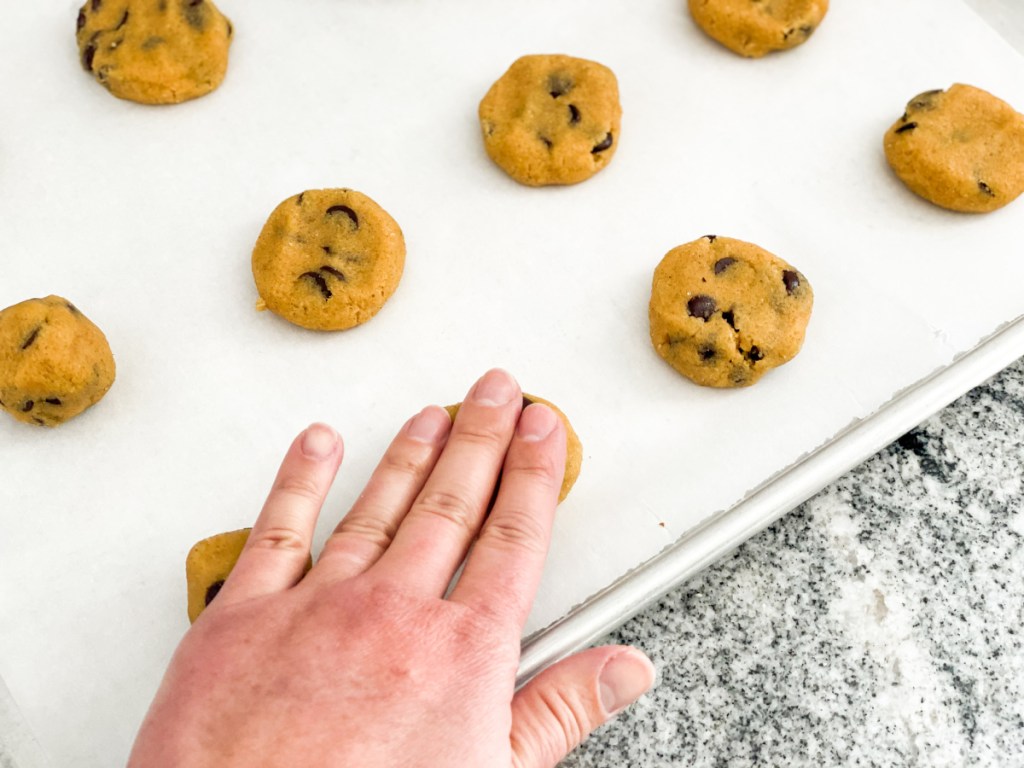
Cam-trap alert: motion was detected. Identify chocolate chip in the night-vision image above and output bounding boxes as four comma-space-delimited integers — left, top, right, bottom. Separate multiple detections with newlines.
226, 19, 233, 36
204, 580, 224, 606
746, 346, 763, 362
979, 181, 995, 197
321, 245, 333, 255
44, 398, 62, 405
21, 401, 34, 412
714, 257, 736, 274
909, 89, 943, 110
895, 122, 917, 134
704, 234, 717, 243
77, 9, 87, 30
548, 74, 573, 98
183, 0, 205, 30
91, 0, 101, 10
21, 327, 40, 350
782, 270, 800, 295
568, 104, 581, 124
115, 10, 129, 29
296, 192, 305, 205
141, 36, 164, 50
687, 295, 716, 321
33, 417, 45, 426
300, 271, 333, 300
591, 133, 613, 154
721, 310, 736, 329
319, 265, 346, 281
326, 205, 359, 229
65, 301, 80, 314
698, 345, 716, 361
82, 42, 96, 71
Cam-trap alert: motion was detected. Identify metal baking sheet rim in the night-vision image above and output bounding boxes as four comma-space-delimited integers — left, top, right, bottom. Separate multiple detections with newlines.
518, 314, 1024, 685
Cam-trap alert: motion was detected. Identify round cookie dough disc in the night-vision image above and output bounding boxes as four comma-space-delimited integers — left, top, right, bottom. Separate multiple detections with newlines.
252, 189, 406, 331
0, 296, 116, 427
76, 0, 233, 105
444, 394, 582, 502
884, 84, 1024, 213
688, 0, 829, 58
479, 54, 622, 186
649, 236, 813, 388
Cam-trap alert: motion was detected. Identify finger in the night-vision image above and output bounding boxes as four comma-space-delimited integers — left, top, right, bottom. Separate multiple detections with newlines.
448, 404, 564, 628
315, 405, 451, 581
510, 647, 655, 768
213, 423, 343, 611
372, 368, 522, 595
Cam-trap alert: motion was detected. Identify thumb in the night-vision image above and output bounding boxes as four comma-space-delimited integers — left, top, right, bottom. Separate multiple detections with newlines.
510, 646, 655, 768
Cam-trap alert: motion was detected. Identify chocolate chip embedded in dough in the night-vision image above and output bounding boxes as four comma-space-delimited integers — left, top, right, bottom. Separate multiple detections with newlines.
895, 122, 917, 134
300, 271, 333, 300
21, 327, 40, 350
548, 73, 573, 98
687, 295, 717, 321
326, 205, 359, 229
568, 104, 581, 124
782, 270, 801, 295
714, 257, 736, 274
979, 181, 995, 197
204, 579, 224, 606
591, 133, 613, 154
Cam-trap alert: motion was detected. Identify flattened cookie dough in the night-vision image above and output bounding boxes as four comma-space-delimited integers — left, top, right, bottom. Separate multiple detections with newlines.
479, 54, 621, 186
0, 296, 116, 427
884, 84, 1024, 213
252, 189, 406, 331
445, 394, 582, 502
688, 0, 829, 58
186, 528, 313, 622
649, 236, 812, 388
76, 0, 233, 105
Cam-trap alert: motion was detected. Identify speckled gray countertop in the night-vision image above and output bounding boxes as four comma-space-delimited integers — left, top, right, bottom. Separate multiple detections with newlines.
564, 359, 1024, 767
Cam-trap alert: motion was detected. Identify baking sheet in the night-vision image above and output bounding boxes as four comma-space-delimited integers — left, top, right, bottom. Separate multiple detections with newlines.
1, 0, 1023, 764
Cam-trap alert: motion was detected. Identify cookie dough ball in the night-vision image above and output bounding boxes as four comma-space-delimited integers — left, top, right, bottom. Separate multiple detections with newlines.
252, 189, 406, 331
76, 0, 233, 105
0, 296, 116, 427
444, 394, 582, 502
185, 528, 313, 622
688, 0, 829, 58
884, 84, 1024, 213
649, 236, 813, 388
479, 54, 622, 186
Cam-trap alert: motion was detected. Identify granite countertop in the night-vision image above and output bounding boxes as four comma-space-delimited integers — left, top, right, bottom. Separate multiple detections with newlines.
564, 358, 1024, 767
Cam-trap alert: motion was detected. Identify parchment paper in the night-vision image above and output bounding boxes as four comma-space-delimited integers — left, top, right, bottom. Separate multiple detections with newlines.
1, 0, 1023, 764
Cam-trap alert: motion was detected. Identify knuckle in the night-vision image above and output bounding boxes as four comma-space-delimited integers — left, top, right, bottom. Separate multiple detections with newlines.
414, 489, 479, 533
273, 473, 323, 504
453, 422, 508, 453
248, 526, 308, 554
380, 448, 425, 478
533, 685, 592, 756
332, 513, 397, 554
479, 506, 548, 554
504, 455, 561, 490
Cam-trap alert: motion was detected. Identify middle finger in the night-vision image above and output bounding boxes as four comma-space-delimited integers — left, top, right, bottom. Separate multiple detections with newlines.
371, 368, 522, 595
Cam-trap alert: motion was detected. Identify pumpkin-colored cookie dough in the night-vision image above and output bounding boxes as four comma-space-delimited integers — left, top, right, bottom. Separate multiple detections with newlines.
445, 393, 582, 502
0, 296, 115, 427
252, 189, 406, 331
884, 84, 1024, 213
649, 236, 813, 388
688, 0, 829, 58
479, 54, 621, 186
185, 528, 313, 623
76, 0, 233, 105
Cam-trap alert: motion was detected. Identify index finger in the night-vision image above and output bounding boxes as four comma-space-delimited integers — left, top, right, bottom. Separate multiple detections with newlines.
448, 403, 566, 629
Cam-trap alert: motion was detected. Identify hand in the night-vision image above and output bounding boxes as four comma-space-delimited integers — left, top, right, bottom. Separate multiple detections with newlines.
129, 369, 655, 767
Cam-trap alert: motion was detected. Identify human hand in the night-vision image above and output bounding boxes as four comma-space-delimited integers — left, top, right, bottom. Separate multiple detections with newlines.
129, 369, 655, 767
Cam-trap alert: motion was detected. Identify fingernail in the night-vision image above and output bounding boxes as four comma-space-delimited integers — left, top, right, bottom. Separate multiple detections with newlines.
470, 368, 517, 406
598, 649, 656, 716
301, 423, 338, 459
407, 406, 450, 443
517, 403, 557, 442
